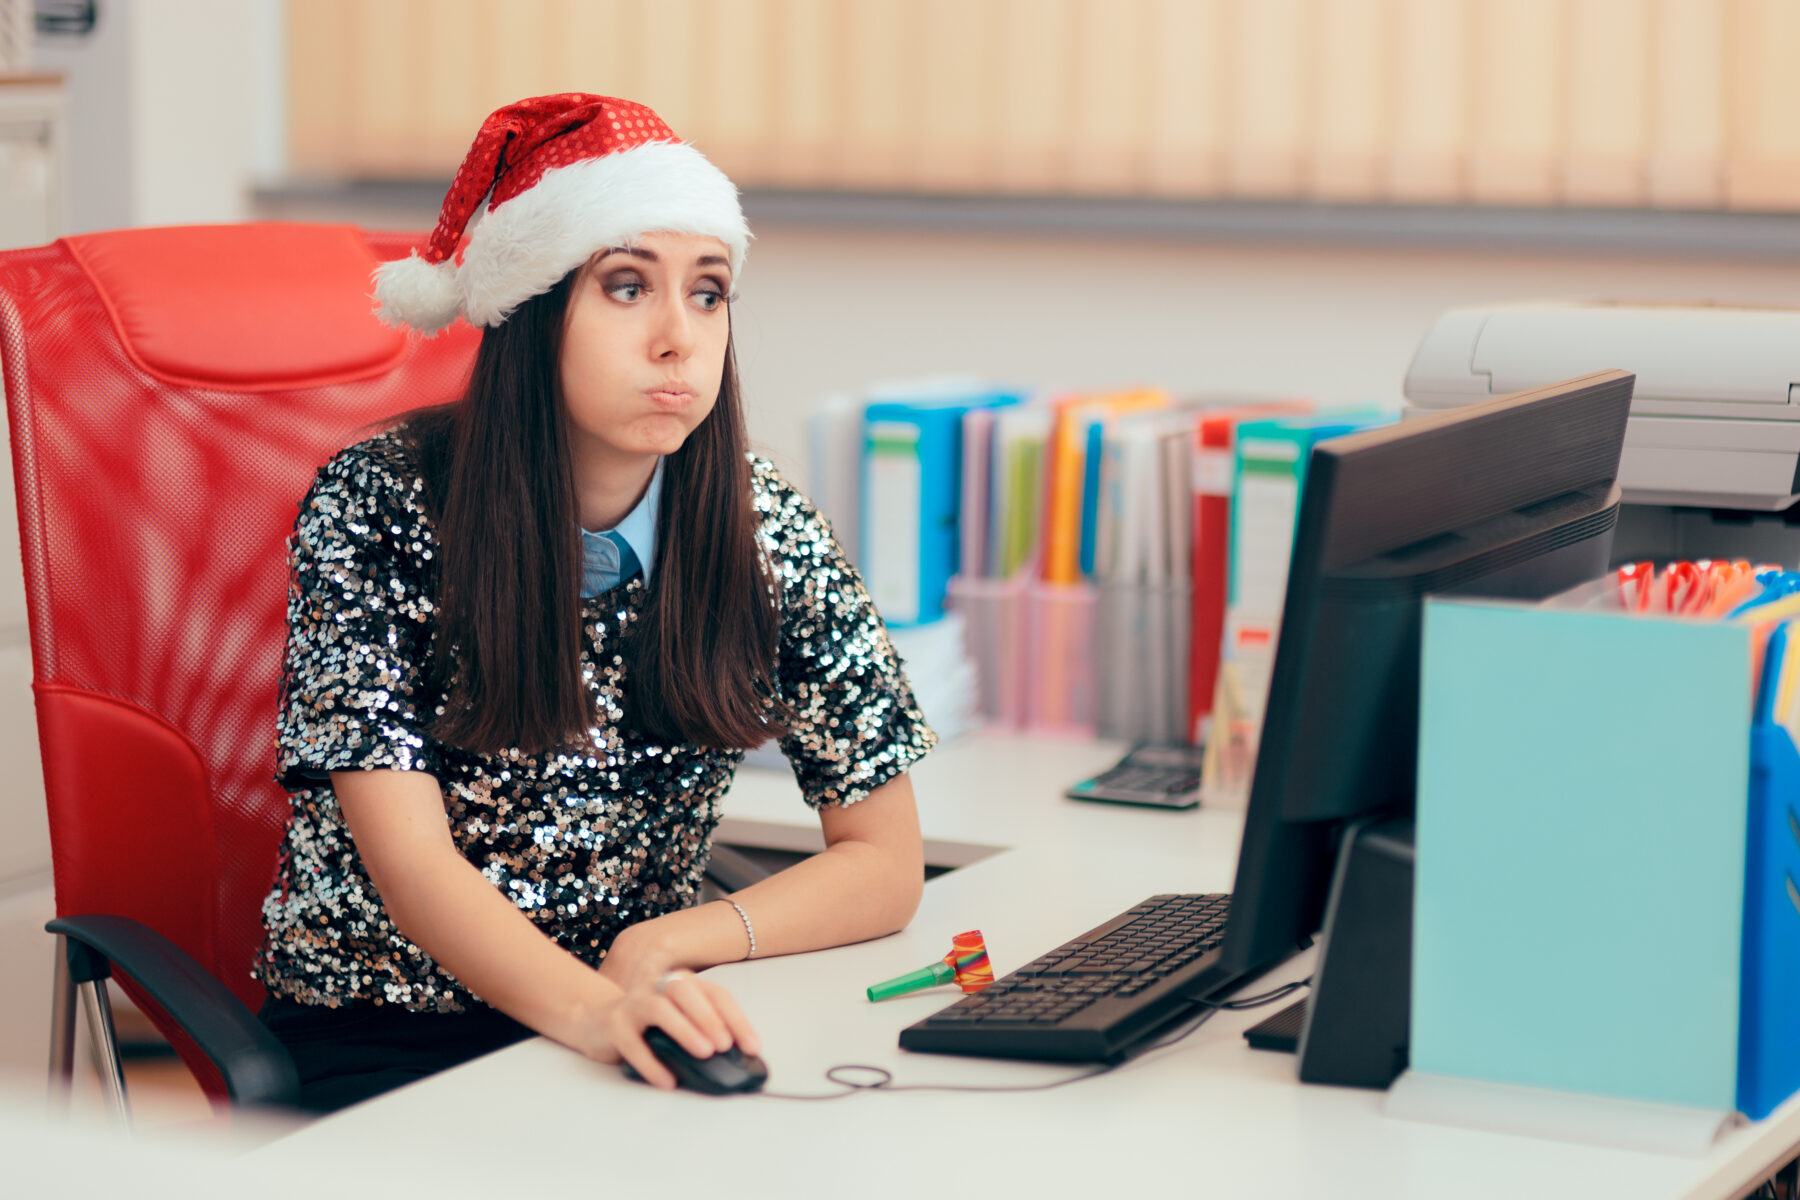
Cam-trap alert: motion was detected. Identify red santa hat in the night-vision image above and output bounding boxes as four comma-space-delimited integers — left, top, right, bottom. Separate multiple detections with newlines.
373, 94, 749, 334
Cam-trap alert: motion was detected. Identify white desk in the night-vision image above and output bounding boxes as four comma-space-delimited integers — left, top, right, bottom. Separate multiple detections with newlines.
250, 733, 1800, 1200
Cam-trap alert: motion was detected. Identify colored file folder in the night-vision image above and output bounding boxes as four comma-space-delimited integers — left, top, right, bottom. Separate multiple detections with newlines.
807, 392, 864, 564
1186, 400, 1311, 744
861, 388, 1019, 628
989, 403, 1052, 581
1225, 413, 1387, 729
1042, 389, 1166, 584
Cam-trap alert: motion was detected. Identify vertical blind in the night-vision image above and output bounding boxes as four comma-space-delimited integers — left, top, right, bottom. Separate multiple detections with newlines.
288, 0, 1800, 211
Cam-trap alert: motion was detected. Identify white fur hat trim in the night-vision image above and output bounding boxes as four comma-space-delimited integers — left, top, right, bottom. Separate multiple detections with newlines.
374, 140, 748, 333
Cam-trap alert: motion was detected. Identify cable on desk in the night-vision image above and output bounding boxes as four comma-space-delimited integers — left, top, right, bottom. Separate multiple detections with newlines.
757, 1060, 1116, 1102
757, 979, 1312, 1102
1194, 977, 1312, 1012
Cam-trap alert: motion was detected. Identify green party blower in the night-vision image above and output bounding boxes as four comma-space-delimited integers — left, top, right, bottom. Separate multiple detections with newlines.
866, 930, 994, 1001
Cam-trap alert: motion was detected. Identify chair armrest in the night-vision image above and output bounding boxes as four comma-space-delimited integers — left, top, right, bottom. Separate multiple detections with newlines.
702, 844, 771, 894
46, 914, 299, 1108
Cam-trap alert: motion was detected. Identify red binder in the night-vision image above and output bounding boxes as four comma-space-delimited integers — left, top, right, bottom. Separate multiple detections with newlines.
1187, 401, 1310, 744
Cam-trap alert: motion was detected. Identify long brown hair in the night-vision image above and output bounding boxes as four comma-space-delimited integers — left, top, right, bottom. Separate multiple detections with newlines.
398, 273, 790, 755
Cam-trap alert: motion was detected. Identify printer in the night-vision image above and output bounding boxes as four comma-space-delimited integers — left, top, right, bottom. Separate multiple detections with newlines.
1403, 301, 1800, 564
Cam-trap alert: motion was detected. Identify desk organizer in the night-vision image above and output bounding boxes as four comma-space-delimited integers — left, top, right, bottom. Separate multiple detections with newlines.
946, 575, 1097, 735
945, 574, 1029, 727
1094, 580, 1192, 746
1406, 598, 1800, 1129
1025, 581, 1096, 734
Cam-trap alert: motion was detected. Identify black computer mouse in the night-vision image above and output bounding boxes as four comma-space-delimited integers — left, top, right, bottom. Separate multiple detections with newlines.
621, 1026, 769, 1095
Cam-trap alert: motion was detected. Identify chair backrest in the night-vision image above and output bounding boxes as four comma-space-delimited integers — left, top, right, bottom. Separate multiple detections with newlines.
0, 224, 479, 1088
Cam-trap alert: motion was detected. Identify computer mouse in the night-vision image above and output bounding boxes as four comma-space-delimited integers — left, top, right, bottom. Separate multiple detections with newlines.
621, 1026, 768, 1095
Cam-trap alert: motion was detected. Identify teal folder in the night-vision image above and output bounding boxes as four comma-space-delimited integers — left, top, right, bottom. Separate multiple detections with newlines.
1413, 599, 1752, 1111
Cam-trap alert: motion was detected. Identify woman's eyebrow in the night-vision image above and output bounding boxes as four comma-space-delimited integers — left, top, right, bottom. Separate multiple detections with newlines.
594, 247, 729, 270
595, 246, 654, 264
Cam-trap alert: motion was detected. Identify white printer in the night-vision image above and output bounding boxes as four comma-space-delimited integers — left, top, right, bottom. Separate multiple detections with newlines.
1404, 300, 1800, 562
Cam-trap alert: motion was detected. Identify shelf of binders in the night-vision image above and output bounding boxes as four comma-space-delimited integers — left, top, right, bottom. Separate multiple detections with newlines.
811, 380, 1401, 751
947, 392, 1337, 745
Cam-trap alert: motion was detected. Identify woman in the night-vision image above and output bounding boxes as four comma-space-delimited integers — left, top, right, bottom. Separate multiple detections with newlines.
254, 95, 935, 1112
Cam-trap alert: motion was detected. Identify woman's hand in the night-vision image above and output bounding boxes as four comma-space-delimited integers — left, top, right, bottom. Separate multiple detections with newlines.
596, 916, 687, 992
583, 933, 760, 1089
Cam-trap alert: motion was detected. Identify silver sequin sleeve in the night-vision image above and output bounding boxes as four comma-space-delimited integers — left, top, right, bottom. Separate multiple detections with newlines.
274, 445, 443, 785
754, 459, 938, 808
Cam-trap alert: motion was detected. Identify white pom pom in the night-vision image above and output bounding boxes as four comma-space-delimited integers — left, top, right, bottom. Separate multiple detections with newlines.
372, 254, 463, 335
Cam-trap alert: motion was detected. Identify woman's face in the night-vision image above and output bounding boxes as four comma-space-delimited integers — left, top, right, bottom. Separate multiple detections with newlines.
559, 231, 733, 471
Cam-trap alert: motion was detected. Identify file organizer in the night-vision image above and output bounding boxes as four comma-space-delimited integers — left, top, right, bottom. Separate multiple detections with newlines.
1095, 581, 1191, 746
1024, 581, 1097, 734
945, 574, 1030, 728
946, 578, 1098, 735
1405, 597, 1800, 1137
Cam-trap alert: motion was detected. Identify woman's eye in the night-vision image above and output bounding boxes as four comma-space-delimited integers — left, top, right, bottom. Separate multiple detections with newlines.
604, 278, 646, 302
692, 288, 726, 311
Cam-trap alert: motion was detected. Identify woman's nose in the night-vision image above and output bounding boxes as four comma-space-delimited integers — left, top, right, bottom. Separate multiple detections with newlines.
650, 292, 694, 359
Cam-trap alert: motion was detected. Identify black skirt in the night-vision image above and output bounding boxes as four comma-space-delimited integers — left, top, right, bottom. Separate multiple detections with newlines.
260, 994, 534, 1113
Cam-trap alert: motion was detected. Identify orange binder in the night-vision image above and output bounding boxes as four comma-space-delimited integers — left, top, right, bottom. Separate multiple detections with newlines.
1042, 389, 1166, 584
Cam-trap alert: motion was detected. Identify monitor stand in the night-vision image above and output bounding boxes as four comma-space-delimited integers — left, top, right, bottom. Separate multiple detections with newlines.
1243, 818, 1414, 1090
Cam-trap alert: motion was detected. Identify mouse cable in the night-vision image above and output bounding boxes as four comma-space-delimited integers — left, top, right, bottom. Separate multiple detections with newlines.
755, 1056, 1122, 1101
758, 1005, 1224, 1102
758, 979, 1314, 1102
756, 977, 1313, 1103
1195, 976, 1312, 1011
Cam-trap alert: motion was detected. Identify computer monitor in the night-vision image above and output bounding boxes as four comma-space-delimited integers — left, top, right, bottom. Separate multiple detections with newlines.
1205, 369, 1635, 993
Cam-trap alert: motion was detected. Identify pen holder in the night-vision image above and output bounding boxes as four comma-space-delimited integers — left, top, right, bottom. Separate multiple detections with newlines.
1095, 580, 1194, 746
1024, 581, 1096, 735
1409, 597, 1800, 1124
945, 573, 1030, 728
944, 575, 1101, 737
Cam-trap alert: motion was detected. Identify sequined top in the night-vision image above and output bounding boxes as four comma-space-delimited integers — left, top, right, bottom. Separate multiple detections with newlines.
254, 430, 936, 1013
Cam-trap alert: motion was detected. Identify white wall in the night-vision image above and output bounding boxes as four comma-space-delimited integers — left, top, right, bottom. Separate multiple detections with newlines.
728, 224, 1800, 486
32, 0, 281, 232
31, 0, 132, 232
127, 0, 258, 225
248, 191, 1800, 488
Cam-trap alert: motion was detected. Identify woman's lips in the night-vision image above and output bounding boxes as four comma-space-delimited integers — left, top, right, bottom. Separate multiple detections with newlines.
645, 388, 695, 409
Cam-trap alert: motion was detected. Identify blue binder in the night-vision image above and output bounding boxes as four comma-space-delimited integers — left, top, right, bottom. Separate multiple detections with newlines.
861, 390, 1019, 628
1741, 721, 1800, 1119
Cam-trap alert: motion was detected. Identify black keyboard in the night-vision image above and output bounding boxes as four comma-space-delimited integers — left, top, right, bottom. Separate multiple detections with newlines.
1064, 745, 1205, 808
899, 893, 1238, 1062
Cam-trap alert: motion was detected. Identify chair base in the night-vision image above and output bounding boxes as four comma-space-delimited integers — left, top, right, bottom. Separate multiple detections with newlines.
46, 934, 130, 1122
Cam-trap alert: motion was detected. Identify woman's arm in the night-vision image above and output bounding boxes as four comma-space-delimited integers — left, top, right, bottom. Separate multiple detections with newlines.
332, 768, 759, 1086
603, 772, 924, 985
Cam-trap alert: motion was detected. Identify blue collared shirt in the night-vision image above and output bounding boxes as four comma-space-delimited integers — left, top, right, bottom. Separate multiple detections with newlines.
579, 458, 662, 598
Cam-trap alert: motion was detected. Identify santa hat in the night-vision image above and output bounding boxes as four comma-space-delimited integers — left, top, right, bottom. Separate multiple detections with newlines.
374, 94, 749, 334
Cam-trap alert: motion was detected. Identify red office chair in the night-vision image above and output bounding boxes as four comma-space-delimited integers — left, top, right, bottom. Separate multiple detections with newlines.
0, 223, 480, 1111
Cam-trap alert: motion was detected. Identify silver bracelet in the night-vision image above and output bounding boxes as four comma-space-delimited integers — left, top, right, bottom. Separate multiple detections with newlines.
723, 898, 756, 960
